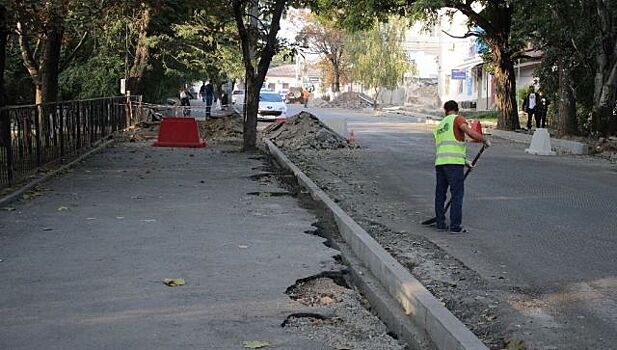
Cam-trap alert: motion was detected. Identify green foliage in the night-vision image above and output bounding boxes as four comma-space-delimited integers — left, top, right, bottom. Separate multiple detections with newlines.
347, 17, 410, 97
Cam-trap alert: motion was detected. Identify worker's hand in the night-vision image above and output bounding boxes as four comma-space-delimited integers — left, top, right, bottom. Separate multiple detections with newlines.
465, 160, 475, 169
483, 139, 492, 148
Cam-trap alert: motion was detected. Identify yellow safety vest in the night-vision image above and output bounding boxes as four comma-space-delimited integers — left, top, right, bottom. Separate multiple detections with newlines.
433, 114, 466, 166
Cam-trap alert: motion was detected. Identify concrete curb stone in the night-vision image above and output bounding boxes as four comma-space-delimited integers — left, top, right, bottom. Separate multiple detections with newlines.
265, 139, 488, 350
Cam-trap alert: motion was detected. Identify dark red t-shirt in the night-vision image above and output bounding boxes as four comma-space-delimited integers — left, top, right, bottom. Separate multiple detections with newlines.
453, 116, 468, 142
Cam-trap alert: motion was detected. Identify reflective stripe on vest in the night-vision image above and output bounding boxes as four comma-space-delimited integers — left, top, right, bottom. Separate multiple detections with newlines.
433, 114, 466, 166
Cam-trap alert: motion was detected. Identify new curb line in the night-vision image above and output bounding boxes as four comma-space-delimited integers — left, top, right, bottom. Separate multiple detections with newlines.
265, 139, 488, 350
0, 138, 115, 208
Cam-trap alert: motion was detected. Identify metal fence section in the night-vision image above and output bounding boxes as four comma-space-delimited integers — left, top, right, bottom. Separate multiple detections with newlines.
0, 96, 143, 188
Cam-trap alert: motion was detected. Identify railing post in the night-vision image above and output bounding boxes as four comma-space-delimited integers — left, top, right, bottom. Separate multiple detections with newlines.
34, 105, 42, 166
0, 107, 14, 184
59, 102, 65, 157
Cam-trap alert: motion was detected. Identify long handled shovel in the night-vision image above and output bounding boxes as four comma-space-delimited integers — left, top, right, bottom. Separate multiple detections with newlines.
421, 144, 487, 226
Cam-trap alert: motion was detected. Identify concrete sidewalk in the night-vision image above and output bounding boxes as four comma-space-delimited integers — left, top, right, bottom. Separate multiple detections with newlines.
0, 141, 339, 349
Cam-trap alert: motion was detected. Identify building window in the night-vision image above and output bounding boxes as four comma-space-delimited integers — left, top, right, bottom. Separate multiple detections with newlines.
283, 83, 289, 89
268, 83, 276, 90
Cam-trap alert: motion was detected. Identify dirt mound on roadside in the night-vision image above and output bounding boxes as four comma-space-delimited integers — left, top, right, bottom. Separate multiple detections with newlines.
262, 112, 353, 151
323, 92, 373, 109
199, 113, 243, 140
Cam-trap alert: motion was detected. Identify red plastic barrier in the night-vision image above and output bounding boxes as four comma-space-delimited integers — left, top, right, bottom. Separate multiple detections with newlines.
153, 117, 206, 148
469, 120, 483, 143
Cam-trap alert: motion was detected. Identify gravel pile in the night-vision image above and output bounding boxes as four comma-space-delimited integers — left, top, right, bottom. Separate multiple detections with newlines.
323, 92, 374, 109
262, 112, 353, 151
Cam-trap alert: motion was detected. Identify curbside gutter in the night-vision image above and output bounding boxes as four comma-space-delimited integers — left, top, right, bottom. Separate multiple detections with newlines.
0, 139, 114, 208
265, 139, 488, 350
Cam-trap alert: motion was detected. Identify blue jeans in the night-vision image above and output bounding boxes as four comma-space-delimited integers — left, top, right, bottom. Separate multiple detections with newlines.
205, 96, 213, 117
435, 164, 465, 230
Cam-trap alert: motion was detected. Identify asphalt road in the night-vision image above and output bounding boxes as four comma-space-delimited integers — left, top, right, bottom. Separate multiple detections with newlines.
287, 104, 617, 348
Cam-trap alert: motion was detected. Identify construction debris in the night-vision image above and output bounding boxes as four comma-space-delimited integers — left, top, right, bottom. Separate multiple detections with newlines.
322, 92, 374, 110
199, 113, 243, 141
262, 112, 354, 151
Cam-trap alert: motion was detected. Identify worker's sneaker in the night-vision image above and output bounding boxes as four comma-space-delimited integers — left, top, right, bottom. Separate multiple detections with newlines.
450, 226, 467, 234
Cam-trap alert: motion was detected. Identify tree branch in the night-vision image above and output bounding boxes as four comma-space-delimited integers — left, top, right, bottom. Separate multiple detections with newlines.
15, 21, 41, 85
232, 0, 255, 77
256, 0, 287, 83
59, 31, 89, 72
441, 30, 480, 39
453, 3, 497, 38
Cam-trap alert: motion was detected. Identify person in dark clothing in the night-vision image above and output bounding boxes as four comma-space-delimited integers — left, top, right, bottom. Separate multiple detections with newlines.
537, 90, 549, 128
523, 86, 540, 130
203, 81, 215, 118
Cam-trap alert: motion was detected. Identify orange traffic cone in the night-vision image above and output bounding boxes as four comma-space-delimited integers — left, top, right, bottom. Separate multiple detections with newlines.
348, 130, 356, 145
470, 120, 483, 143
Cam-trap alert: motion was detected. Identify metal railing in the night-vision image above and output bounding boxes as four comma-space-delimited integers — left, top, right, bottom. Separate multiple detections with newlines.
0, 96, 143, 188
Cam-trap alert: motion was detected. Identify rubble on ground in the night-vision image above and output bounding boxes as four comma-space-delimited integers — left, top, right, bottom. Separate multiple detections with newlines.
591, 136, 617, 161
322, 92, 374, 109
284, 276, 404, 350
199, 113, 243, 141
262, 112, 354, 151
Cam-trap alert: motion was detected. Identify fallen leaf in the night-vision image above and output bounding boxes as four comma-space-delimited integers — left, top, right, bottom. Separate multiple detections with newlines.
2, 207, 16, 212
86, 218, 97, 220
57, 206, 69, 211
116, 216, 125, 220
163, 278, 186, 287
336, 347, 352, 350
238, 245, 249, 249
42, 228, 53, 232
142, 219, 156, 223
242, 340, 270, 349
258, 192, 271, 198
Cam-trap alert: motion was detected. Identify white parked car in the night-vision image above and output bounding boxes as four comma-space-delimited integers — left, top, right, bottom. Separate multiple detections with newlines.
258, 90, 287, 121
231, 90, 245, 107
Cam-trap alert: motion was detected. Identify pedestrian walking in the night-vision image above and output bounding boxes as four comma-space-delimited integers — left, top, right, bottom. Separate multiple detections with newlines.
537, 90, 549, 128
199, 83, 207, 103
433, 100, 490, 233
523, 86, 540, 130
179, 86, 193, 116
203, 81, 215, 118
303, 89, 310, 108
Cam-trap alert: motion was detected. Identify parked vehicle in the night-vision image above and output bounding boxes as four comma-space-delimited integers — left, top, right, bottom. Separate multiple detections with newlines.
258, 90, 287, 121
285, 87, 305, 104
232, 90, 245, 107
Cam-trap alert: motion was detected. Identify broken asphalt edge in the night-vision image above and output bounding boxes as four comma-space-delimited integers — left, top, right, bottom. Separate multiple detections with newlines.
265, 139, 489, 350
0, 138, 115, 208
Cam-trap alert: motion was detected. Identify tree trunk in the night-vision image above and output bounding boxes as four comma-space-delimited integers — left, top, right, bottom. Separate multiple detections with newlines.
557, 60, 578, 136
243, 74, 259, 151
0, 4, 7, 107
128, 8, 151, 96
493, 45, 519, 130
333, 63, 341, 93
36, 25, 64, 104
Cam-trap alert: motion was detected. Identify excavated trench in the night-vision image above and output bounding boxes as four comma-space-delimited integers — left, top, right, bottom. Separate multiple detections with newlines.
248, 157, 407, 350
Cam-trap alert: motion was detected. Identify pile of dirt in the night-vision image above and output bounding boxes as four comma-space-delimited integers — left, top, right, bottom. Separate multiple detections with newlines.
262, 112, 354, 151
323, 92, 374, 109
199, 114, 243, 141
